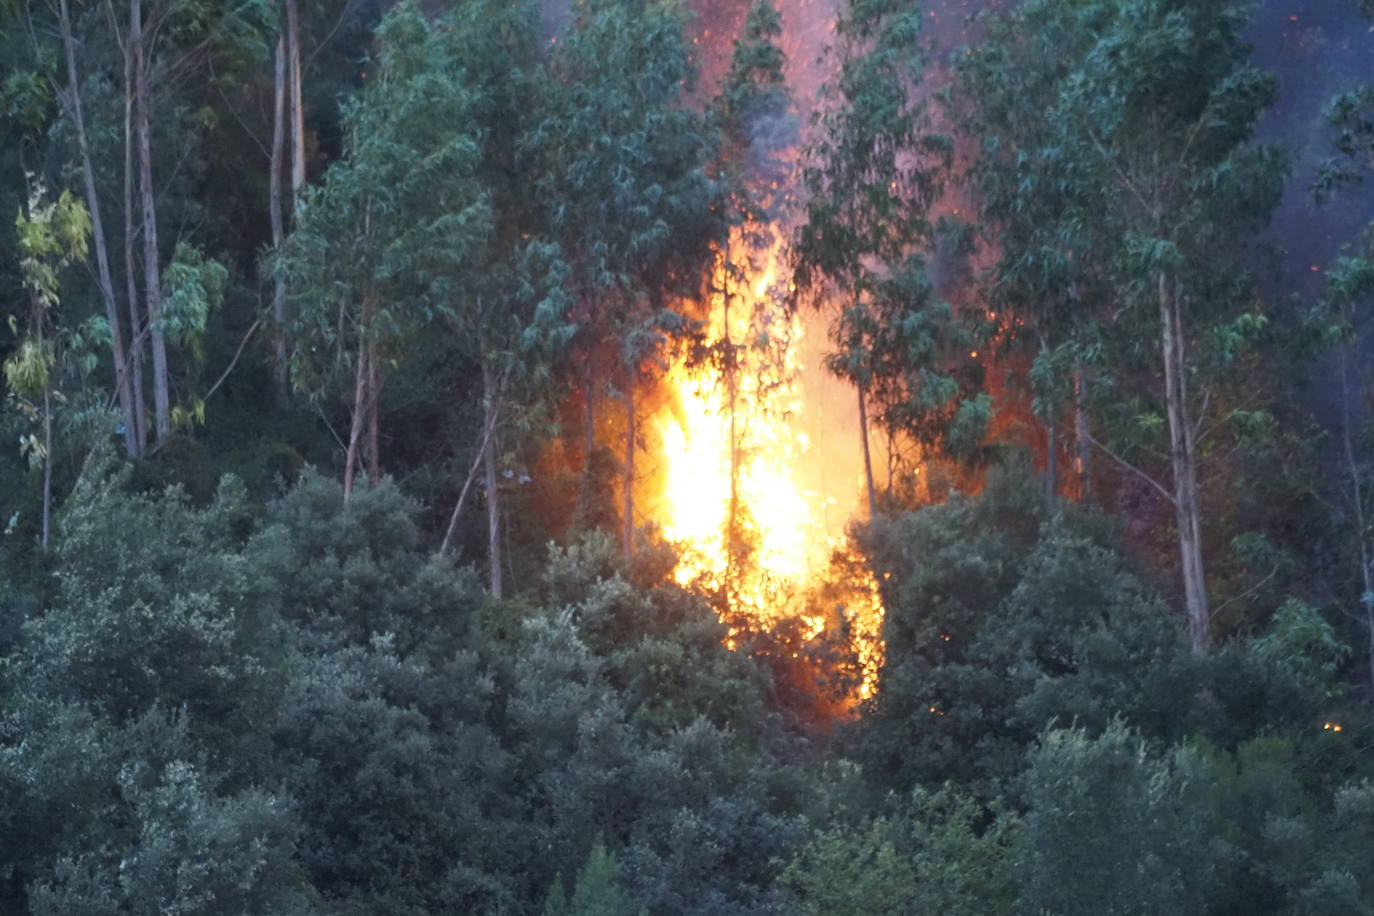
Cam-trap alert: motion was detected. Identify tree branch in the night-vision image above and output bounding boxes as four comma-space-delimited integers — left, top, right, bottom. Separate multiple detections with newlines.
201, 315, 261, 403
1080, 428, 1175, 505
1212, 563, 1280, 618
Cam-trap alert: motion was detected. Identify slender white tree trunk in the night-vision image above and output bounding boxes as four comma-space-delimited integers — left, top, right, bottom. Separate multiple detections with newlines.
131, 0, 170, 442
343, 335, 366, 502
270, 31, 288, 388
1160, 272, 1210, 654
123, 36, 147, 451
484, 361, 503, 598
366, 334, 380, 485
59, 0, 137, 457
286, 0, 304, 203
41, 389, 52, 551
1073, 369, 1090, 498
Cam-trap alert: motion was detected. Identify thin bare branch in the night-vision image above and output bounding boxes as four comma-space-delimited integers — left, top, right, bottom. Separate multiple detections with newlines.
201, 316, 261, 403
1212, 563, 1280, 617
1081, 428, 1176, 505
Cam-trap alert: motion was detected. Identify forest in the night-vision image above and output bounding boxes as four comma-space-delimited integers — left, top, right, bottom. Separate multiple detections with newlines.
2, 0, 1374, 912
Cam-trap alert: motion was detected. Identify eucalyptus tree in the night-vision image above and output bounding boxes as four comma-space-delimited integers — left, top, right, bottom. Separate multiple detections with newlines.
279, 1, 489, 502
19, 0, 286, 451
1309, 5, 1374, 693
267, 0, 305, 389
47, 0, 139, 456
953, 7, 1117, 503
1312, 252, 1374, 691
962, 0, 1287, 653
533, 0, 718, 554
432, 0, 574, 599
793, 0, 982, 517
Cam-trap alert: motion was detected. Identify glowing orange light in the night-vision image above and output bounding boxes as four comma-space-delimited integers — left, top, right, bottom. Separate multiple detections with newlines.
652, 223, 885, 698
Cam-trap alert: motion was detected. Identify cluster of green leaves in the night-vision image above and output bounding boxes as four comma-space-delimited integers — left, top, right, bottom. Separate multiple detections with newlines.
0, 460, 821, 914
278, 2, 491, 402
774, 457, 1374, 915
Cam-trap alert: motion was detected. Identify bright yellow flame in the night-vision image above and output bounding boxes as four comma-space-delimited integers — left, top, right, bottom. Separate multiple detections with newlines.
656, 230, 819, 602
651, 224, 886, 699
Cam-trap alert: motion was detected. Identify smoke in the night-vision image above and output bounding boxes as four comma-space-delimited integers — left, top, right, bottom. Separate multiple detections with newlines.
1249, 2, 1374, 303
649, 0, 1370, 548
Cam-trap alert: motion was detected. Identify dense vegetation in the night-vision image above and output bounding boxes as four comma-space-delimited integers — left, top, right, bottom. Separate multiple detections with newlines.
2, 0, 1374, 912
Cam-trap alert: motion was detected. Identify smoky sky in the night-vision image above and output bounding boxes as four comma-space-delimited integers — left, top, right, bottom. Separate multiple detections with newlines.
670, 0, 1373, 310
916, 0, 1374, 304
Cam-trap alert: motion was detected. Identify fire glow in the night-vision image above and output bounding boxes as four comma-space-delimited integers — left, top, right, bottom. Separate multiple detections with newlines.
650, 223, 885, 697
656, 231, 817, 595
630, 0, 891, 702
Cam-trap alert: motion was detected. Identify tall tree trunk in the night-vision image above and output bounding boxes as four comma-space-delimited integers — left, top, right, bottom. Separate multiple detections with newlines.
132, 0, 169, 443
1044, 407, 1057, 506
623, 378, 635, 557
285, 0, 304, 204
1338, 333, 1374, 693
59, 0, 137, 457
727, 340, 739, 578
269, 31, 288, 389
576, 352, 597, 528
439, 401, 498, 556
41, 389, 52, 551
858, 381, 876, 518
1160, 273, 1210, 654
123, 37, 147, 452
484, 361, 503, 598
343, 337, 366, 502
366, 334, 380, 485
1073, 369, 1090, 499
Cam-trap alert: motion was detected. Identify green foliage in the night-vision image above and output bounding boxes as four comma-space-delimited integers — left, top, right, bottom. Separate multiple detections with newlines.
566, 842, 628, 916
1314, 85, 1374, 202
1022, 722, 1213, 915
713, 0, 794, 224
1020, 723, 1374, 915
0, 2, 1371, 914
4, 336, 52, 400
246, 469, 483, 654
781, 788, 1022, 916
280, 1, 490, 398
1252, 600, 1351, 700
536, 0, 714, 301
855, 461, 1185, 793
14, 185, 89, 310
271, 636, 515, 914
5, 183, 90, 401
45, 760, 307, 916
161, 242, 226, 349
955, 0, 1288, 438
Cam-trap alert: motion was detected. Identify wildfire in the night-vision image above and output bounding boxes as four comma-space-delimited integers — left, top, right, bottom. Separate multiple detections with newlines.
651, 224, 885, 698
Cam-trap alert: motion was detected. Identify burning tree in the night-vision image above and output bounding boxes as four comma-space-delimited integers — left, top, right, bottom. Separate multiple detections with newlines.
793, 0, 986, 516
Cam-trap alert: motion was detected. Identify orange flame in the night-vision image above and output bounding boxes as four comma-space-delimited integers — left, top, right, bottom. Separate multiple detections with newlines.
651, 223, 884, 699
